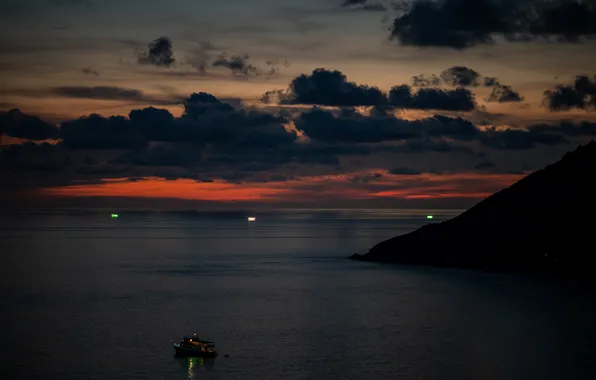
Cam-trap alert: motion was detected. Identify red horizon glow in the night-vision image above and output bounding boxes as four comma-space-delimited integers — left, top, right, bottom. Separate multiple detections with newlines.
39, 172, 524, 203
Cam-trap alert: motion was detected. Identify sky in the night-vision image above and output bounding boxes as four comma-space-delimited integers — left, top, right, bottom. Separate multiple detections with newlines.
1, 0, 596, 210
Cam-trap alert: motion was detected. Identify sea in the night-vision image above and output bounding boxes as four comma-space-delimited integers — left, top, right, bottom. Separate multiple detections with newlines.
1, 209, 595, 380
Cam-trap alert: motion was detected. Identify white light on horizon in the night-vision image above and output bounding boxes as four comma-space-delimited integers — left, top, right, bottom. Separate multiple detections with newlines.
248, 216, 256, 222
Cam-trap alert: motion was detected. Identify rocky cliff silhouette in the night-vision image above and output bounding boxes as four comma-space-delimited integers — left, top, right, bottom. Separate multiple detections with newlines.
351, 141, 596, 276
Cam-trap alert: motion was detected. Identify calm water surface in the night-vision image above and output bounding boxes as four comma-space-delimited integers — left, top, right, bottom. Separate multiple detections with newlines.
1, 209, 595, 380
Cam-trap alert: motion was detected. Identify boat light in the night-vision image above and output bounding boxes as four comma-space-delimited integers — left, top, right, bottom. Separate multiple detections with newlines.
427, 215, 433, 219
248, 216, 256, 222
111, 214, 119, 219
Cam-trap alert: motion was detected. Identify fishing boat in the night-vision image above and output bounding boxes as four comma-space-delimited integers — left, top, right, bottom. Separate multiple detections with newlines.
172, 333, 218, 357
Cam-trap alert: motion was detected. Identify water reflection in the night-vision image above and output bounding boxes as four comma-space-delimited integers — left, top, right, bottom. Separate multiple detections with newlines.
177, 356, 215, 379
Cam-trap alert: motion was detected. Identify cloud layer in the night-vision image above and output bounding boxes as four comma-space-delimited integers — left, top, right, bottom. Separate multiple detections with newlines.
262, 68, 478, 111
2, 56, 596, 207
3, 86, 595, 198
412, 66, 524, 104
138, 36, 176, 67
389, 0, 596, 49
544, 75, 596, 111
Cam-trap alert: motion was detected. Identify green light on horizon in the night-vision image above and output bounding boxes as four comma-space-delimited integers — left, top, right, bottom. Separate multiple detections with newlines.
111, 214, 119, 219
427, 215, 433, 219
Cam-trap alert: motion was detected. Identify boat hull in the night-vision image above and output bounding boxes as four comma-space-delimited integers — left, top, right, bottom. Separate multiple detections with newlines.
173, 343, 218, 357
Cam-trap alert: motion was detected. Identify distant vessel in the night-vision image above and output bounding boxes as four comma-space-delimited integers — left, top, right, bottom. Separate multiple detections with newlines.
248, 216, 256, 222
173, 334, 218, 357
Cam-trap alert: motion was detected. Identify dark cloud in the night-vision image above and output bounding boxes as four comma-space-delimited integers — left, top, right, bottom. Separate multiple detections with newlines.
211, 53, 260, 77
112, 145, 202, 167
482, 77, 499, 87
295, 106, 418, 143
389, 0, 505, 49
60, 114, 147, 150
174, 93, 296, 150
388, 167, 422, 175
8, 85, 184, 106
0, 142, 70, 173
260, 89, 289, 104
201, 140, 372, 170
527, 121, 596, 136
388, 85, 476, 111
138, 36, 175, 67
473, 160, 497, 170
180, 111, 295, 150
210, 56, 286, 78
182, 92, 234, 118
525, 0, 596, 40
51, 86, 146, 101
49, 0, 92, 6
183, 41, 287, 78
220, 173, 294, 184
543, 75, 596, 111
486, 84, 524, 103
423, 115, 480, 140
75, 165, 132, 176
263, 69, 475, 110
341, 0, 387, 11
0, 109, 59, 140
414, 66, 519, 91
412, 74, 441, 87
472, 160, 526, 174
4, 83, 596, 198
440, 66, 483, 87
389, 0, 596, 49
81, 67, 99, 76
288, 142, 373, 166
349, 173, 383, 183
110, 139, 369, 180
412, 66, 524, 103
1, 124, 299, 189
384, 139, 476, 154
479, 127, 569, 150
128, 107, 175, 141
294, 107, 575, 151
295, 107, 482, 144
342, 0, 367, 5
57, 92, 296, 150
263, 68, 387, 107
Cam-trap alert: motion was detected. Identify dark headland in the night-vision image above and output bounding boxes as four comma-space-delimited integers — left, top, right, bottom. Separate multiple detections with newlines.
350, 141, 596, 280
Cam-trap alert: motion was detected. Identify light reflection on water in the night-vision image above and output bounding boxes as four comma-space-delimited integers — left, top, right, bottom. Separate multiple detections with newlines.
180, 356, 215, 379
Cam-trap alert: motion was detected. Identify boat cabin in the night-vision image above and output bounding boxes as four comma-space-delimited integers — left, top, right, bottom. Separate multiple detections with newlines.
180, 334, 216, 353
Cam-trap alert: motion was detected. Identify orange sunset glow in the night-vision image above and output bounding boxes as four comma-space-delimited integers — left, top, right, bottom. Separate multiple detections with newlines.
42, 178, 290, 201
37, 171, 524, 206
